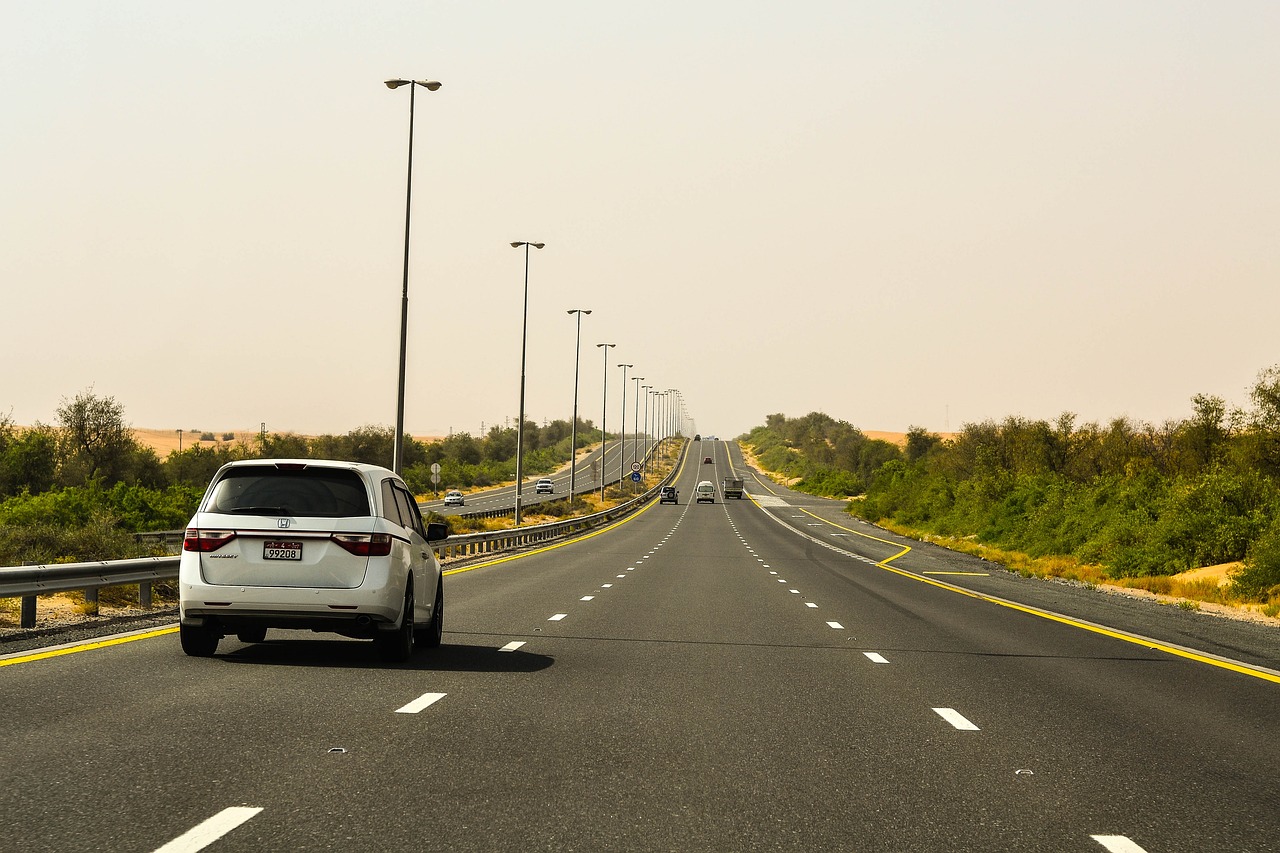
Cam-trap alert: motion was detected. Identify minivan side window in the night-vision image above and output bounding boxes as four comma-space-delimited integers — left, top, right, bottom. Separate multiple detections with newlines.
392, 484, 426, 539
381, 480, 406, 527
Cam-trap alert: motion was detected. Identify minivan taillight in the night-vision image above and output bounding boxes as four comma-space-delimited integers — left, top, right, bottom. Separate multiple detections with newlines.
183, 529, 236, 552
331, 532, 393, 557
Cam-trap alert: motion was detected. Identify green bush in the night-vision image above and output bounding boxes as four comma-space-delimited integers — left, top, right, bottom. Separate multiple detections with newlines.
1234, 518, 1280, 600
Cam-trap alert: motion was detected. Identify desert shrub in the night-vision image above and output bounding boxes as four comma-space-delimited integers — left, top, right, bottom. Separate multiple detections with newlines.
1234, 518, 1280, 600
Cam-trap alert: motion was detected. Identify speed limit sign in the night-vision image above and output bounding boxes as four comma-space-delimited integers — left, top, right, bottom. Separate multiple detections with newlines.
631, 462, 641, 472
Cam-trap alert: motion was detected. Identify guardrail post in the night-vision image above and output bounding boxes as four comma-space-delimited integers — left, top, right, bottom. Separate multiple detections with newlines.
84, 586, 99, 617
139, 580, 152, 609
20, 561, 36, 628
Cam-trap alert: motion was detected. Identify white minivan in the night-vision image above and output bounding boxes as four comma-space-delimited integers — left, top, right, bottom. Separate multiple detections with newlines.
695, 480, 716, 503
179, 459, 446, 662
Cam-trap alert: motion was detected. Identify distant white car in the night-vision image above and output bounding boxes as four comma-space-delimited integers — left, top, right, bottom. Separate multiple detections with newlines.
443, 490, 465, 507
178, 459, 446, 662
535, 478, 555, 494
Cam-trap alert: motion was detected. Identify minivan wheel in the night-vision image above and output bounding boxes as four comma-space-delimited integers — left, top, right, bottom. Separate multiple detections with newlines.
417, 580, 443, 649
180, 622, 219, 657
375, 585, 414, 662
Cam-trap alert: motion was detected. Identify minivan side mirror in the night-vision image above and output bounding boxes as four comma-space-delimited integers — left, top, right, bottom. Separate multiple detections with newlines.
426, 521, 449, 543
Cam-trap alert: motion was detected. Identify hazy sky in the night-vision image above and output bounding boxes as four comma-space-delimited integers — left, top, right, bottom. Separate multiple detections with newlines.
4, 2, 1278, 441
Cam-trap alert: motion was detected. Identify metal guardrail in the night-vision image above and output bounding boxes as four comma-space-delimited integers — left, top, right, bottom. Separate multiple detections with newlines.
0, 439, 684, 629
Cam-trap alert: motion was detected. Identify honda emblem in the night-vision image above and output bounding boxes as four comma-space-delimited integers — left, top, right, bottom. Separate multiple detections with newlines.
277, 518, 290, 528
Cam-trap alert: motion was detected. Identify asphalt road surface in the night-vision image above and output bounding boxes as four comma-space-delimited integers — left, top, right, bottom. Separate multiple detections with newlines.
3, 440, 1277, 852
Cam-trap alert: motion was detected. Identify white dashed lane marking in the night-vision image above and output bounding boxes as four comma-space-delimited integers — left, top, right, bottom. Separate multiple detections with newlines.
864, 652, 889, 664
1091, 836, 1149, 853
499, 641, 526, 652
153, 807, 263, 853
396, 692, 448, 714
932, 707, 980, 731
826, 621, 844, 630
548, 613, 568, 621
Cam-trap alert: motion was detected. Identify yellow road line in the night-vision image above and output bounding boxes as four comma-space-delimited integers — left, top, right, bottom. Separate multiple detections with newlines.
759, 496, 1280, 685
0, 626, 179, 668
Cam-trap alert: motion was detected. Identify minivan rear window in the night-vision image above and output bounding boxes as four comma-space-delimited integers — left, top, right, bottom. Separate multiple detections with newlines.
206, 466, 370, 518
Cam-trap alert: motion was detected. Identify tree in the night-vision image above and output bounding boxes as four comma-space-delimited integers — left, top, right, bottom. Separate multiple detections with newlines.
56, 390, 138, 485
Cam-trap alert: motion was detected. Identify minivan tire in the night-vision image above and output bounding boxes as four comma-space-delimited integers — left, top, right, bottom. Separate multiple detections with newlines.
375, 585, 415, 663
417, 580, 443, 649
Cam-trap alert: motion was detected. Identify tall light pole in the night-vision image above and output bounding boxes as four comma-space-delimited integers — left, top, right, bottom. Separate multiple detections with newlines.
631, 376, 644, 473
617, 363, 633, 484
385, 77, 441, 474
641, 384, 652, 466
596, 343, 615, 500
511, 240, 545, 526
566, 309, 592, 499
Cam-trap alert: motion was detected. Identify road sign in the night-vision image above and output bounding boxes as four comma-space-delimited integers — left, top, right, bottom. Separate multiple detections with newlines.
430, 463, 441, 474
631, 462, 641, 472
630, 471, 642, 482
430, 473, 440, 486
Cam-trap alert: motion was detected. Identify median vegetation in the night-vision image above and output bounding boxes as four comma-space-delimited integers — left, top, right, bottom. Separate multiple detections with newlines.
741, 366, 1280, 616
0, 389, 602, 566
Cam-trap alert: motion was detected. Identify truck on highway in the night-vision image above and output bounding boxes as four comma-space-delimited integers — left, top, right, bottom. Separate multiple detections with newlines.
721, 477, 744, 499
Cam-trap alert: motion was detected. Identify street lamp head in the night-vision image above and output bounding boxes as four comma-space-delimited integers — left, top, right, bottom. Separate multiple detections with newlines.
597, 342, 615, 349
618, 363, 633, 369
386, 79, 441, 91
567, 308, 592, 316
511, 241, 545, 249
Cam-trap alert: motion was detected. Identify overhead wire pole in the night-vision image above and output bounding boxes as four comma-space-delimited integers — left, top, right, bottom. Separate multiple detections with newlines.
596, 343, 616, 501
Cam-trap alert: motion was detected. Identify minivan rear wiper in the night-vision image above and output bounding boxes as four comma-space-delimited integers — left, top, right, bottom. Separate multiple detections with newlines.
222, 505, 292, 515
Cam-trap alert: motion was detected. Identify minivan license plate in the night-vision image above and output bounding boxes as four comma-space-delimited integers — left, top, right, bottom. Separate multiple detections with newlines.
264, 541, 302, 561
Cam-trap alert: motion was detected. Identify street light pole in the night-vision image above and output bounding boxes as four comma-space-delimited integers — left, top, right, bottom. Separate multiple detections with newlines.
631, 376, 644, 475
596, 343, 615, 501
511, 240, 545, 526
617, 363, 633, 485
566, 309, 592, 499
386, 77, 441, 475
641, 384, 652, 467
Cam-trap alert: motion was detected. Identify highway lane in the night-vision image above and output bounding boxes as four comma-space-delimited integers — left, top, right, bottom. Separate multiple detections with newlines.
2, 439, 1277, 851
716, 440, 1280, 674
421, 437, 654, 516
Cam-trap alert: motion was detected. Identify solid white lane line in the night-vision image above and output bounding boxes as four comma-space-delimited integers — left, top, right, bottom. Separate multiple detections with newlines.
499, 641, 526, 652
396, 692, 447, 714
1091, 836, 1149, 853
548, 613, 568, 621
580, 596, 594, 601
933, 707, 980, 730
864, 652, 889, 664
826, 621, 844, 629
152, 807, 263, 853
